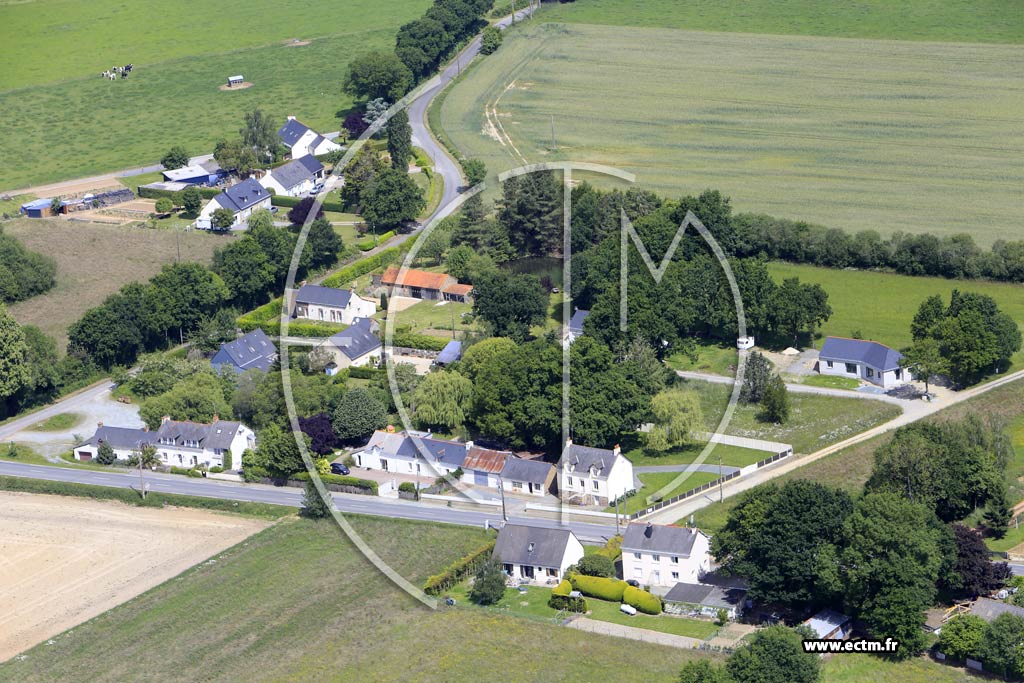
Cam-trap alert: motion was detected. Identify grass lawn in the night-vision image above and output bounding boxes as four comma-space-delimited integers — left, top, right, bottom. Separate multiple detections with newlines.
624, 440, 768, 469
667, 342, 738, 377
768, 262, 1024, 372
689, 377, 1024, 534
799, 375, 861, 391
118, 170, 165, 190
533, 0, 1024, 44
385, 299, 478, 336
822, 653, 978, 682
0, 0, 430, 189
0, 517, 715, 682
439, 23, 1023, 243
613, 471, 724, 515
2, 217, 225, 350
27, 412, 83, 431
0, 194, 35, 216
690, 379, 901, 455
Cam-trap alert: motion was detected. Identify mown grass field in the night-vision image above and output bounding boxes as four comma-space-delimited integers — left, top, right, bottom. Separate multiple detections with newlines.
0, 516, 716, 682
822, 654, 978, 683
534, 0, 1024, 44
767, 262, 1024, 371
2, 217, 225, 350
0, 0, 429, 189
689, 377, 1024, 535
439, 23, 1024, 243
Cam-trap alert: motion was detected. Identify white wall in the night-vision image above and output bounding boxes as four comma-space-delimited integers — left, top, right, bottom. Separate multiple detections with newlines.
621, 532, 711, 588
296, 294, 376, 325
819, 357, 911, 389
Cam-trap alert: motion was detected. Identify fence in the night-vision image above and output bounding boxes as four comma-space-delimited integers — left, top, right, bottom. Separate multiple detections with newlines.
628, 471, 740, 519
695, 432, 792, 457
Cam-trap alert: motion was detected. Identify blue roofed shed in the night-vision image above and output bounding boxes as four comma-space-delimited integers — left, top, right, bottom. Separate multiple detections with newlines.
434, 340, 463, 366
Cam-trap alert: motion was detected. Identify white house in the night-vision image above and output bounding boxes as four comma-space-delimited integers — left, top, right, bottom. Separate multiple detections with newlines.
818, 336, 911, 389
293, 284, 376, 325
196, 178, 272, 230
277, 116, 341, 159
75, 417, 254, 471
493, 524, 585, 583
350, 429, 467, 477
500, 457, 556, 497
259, 156, 325, 197
315, 317, 382, 373
620, 522, 712, 588
558, 439, 635, 506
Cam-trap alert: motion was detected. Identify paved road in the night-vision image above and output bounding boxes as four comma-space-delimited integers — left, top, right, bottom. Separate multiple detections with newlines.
647, 368, 1024, 523
0, 460, 618, 543
0, 379, 116, 442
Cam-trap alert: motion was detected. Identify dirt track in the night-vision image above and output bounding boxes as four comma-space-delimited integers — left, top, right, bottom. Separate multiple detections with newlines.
0, 492, 268, 661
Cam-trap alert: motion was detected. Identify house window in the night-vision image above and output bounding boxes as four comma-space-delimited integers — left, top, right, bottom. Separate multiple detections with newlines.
512, 481, 523, 490
895, 369, 902, 379
845, 362, 857, 374
633, 568, 643, 579
634, 552, 642, 560
826, 360, 833, 368
671, 572, 679, 581
546, 568, 557, 577
652, 554, 660, 562
592, 479, 599, 491
866, 367, 874, 378
671, 556, 679, 564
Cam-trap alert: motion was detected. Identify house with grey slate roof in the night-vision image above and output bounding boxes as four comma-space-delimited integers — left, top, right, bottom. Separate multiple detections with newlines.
351, 429, 467, 478
664, 582, 748, 620
621, 522, 711, 588
196, 178, 272, 230
492, 523, 584, 583
293, 284, 376, 325
562, 308, 589, 347
259, 156, 325, 197
818, 336, 911, 389
277, 116, 341, 160
210, 329, 278, 374
75, 417, 254, 471
500, 456, 556, 496
558, 438, 635, 506
315, 317, 382, 373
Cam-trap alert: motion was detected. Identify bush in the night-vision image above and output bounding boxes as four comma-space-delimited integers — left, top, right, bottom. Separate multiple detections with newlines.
270, 193, 346, 214
291, 471, 378, 494
423, 540, 496, 595
137, 185, 220, 201
208, 465, 224, 474
595, 535, 623, 561
469, 557, 507, 605
347, 365, 380, 379
548, 593, 588, 612
574, 554, 616, 578
570, 575, 628, 602
169, 466, 203, 478
552, 579, 572, 596
398, 481, 417, 493
623, 585, 662, 615
355, 230, 396, 251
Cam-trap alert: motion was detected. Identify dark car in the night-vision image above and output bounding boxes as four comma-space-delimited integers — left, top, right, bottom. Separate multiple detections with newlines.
626, 579, 640, 587
330, 463, 350, 476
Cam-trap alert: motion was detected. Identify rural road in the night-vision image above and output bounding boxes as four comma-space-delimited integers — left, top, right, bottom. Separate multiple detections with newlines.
646, 368, 1024, 524
0, 380, 117, 442
0, 460, 619, 543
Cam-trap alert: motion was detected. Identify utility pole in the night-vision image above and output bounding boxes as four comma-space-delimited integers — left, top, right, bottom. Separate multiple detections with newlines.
614, 495, 621, 535
550, 114, 557, 152
511, 0, 516, 25
498, 475, 508, 522
718, 450, 724, 503
450, 304, 456, 339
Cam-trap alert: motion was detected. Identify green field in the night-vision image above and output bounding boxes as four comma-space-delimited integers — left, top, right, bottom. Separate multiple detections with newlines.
822, 653, 977, 683
0, 516, 714, 682
439, 22, 1024, 243
767, 261, 1024, 371
534, 0, 1024, 44
27, 412, 82, 431
0, 0, 429, 189
614, 471, 723, 515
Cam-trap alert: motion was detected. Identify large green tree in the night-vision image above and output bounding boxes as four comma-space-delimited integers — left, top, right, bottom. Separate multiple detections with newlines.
212, 237, 276, 308
645, 387, 703, 452
769, 277, 832, 345
0, 305, 29, 401
138, 373, 232, 429
937, 614, 986, 661
343, 51, 413, 101
726, 626, 820, 683
497, 170, 562, 257
759, 375, 789, 424
160, 146, 190, 170
471, 271, 548, 342
413, 370, 473, 432
740, 351, 771, 403
304, 217, 343, 271
331, 387, 387, 443
361, 167, 425, 229
240, 109, 281, 162
900, 337, 947, 394
386, 109, 413, 170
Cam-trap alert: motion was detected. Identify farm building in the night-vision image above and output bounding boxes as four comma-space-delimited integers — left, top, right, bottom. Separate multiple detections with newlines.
292, 284, 376, 324
277, 116, 341, 159
376, 267, 473, 302
196, 178, 271, 230
161, 159, 229, 186
259, 156, 324, 197
818, 336, 911, 389
19, 198, 55, 218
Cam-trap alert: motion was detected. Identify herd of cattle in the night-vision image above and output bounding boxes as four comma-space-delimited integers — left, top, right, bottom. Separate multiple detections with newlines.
100, 64, 134, 81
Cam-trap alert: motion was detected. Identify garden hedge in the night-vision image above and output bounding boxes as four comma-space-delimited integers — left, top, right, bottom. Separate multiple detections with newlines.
346, 365, 381, 380
423, 540, 497, 595
392, 330, 448, 352
548, 593, 588, 613
291, 471, 378, 494
137, 185, 220, 200
552, 579, 572, 597
570, 575, 628, 602
623, 586, 662, 615
356, 230, 396, 251
270, 194, 347, 214
321, 246, 402, 288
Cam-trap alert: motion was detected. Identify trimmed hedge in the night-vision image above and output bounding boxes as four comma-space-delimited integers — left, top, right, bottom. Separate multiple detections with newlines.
552, 579, 572, 596
392, 330, 448, 352
356, 230, 396, 252
346, 365, 381, 379
423, 539, 496, 595
170, 466, 203, 478
398, 481, 417, 493
623, 585, 662, 615
291, 471, 378, 494
271, 194, 347, 214
570, 575, 628, 602
548, 593, 588, 613
321, 246, 402, 288
137, 185, 220, 200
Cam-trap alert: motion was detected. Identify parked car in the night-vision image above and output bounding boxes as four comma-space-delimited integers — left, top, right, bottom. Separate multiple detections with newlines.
330, 463, 350, 476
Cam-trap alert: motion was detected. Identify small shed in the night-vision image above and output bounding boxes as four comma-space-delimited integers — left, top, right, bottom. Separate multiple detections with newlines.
434, 340, 463, 367
20, 198, 56, 218
802, 609, 852, 640
227, 75, 244, 87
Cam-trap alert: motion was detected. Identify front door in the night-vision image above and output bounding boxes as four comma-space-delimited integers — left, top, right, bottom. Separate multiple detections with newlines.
381, 459, 388, 471
522, 565, 535, 579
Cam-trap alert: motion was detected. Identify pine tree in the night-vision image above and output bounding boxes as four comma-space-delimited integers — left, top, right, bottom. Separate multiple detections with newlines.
740, 351, 772, 403
302, 479, 332, 519
96, 441, 117, 465
984, 484, 1012, 539
386, 109, 413, 170
760, 374, 790, 424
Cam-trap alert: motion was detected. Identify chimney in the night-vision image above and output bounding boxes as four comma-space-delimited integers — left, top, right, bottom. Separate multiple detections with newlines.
465, 440, 474, 451
161, 415, 171, 424
644, 522, 653, 538
287, 115, 296, 121
613, 444, 621, 457
143, 425, 149, 432
691, 526, 696, 535
565, 437, 573, 447
97, 421, 103, 428
212, 414, 219, 422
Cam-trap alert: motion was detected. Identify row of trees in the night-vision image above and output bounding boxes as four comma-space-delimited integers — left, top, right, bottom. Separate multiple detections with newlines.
733, 212, 1024, 283
0, 230, 57, 304
714, 416, 1014, 658
939, 610, 1024, 678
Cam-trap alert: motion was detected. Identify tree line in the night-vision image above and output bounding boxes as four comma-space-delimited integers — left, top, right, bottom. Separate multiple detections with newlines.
713, 415, 1014, 659
0, 229, 57, 304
